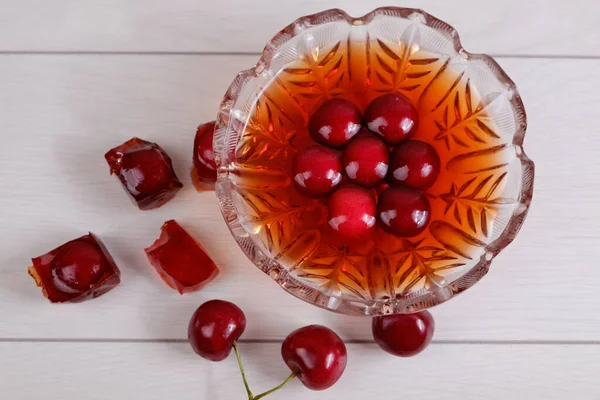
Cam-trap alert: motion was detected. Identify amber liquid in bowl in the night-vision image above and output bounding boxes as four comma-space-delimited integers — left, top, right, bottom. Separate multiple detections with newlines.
230, 37, 516, 302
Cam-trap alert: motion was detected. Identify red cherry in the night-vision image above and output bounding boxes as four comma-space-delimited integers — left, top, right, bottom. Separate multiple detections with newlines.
328, 186, 377, 241
377, 187, 430, 237
188, 300, 246, 362
388, 140, 440, 189
292, 145, 342, 197
281, 325, 347, 391
364, 93, 418, 145
309, 98, 362, 148
193, 121, 217, 183
372, 311, 435, 357
342, 133, 389, 187
51, 240, 108, 293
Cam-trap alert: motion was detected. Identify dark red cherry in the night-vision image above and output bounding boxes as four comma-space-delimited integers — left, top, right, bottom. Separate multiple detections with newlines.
309, 98, 362, 148
388, 140, 440, 189
342, 133, 389, 187
292, 145, 342, 197
188, 300, 246, 362
51, 241, 108, 293
281, 325, 347, 391
377, 187, 430, 237
328, 185, 376, 241
364, 93, 418, 145
192, 121, 217, 183
105, 137, 183, 210
372, 311, 435, 357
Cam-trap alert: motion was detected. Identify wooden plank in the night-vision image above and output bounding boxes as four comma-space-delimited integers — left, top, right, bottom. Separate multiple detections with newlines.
0, 0, 599, 55
1, 342, 599, 399
0, 55, 599, 341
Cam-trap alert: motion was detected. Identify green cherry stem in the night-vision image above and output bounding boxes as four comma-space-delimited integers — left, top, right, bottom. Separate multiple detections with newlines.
232, 341, 253, 399
252, 370, 297, 400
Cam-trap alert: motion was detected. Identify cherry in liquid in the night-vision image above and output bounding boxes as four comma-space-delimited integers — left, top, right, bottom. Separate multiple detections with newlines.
342, 133, 389, 188
364, 93, 418, 145
328, 185, 377, 242
377, 187, 431, 237
308, 98, 363, 148
292, 145, 342, 198
388, 140, 440, 190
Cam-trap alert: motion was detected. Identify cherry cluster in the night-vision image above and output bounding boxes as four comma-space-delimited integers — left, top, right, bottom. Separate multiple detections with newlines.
293, 94, 441, 239
188, 299, 434, 399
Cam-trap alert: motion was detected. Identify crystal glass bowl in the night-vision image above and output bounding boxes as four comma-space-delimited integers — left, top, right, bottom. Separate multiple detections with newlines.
214, 7, 534, 316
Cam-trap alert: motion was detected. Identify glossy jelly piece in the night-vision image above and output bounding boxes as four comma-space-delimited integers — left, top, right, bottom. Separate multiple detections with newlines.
192, 121, 217, 190
28, 233, 121, 303
105, 137, 183, 210
144, 220, 219, 294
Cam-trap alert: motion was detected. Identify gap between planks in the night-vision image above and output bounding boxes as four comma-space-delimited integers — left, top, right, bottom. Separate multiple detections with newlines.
1, 338, 600, 345
0, 51, 599, 60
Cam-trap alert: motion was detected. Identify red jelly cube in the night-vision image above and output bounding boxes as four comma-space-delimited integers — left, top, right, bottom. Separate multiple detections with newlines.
191, 121, 217, 190
144, 220, 219, 294
105, 137, 183, 210
28, 233, 121, 303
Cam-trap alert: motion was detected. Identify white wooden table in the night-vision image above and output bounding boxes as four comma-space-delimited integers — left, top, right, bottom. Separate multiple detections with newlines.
1, 1, 599, 399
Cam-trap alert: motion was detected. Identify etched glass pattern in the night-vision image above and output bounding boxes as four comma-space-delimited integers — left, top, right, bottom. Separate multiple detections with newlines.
214, 7, 534, 315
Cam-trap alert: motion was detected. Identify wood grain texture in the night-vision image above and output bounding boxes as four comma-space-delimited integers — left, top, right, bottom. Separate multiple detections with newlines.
2, 342, 599, 399
1, 3, 598, 398
0, 55, 599, 341
0, 0, 599, 55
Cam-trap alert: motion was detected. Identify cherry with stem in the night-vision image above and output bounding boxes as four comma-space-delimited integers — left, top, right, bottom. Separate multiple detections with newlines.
233, 341, 297, 400
188, 301, 347, 398
253, 371, 297, 400
233, 342, 253, 399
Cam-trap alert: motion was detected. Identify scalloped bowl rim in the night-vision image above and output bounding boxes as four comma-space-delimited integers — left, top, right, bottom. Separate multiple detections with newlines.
213, 7, 535, 316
